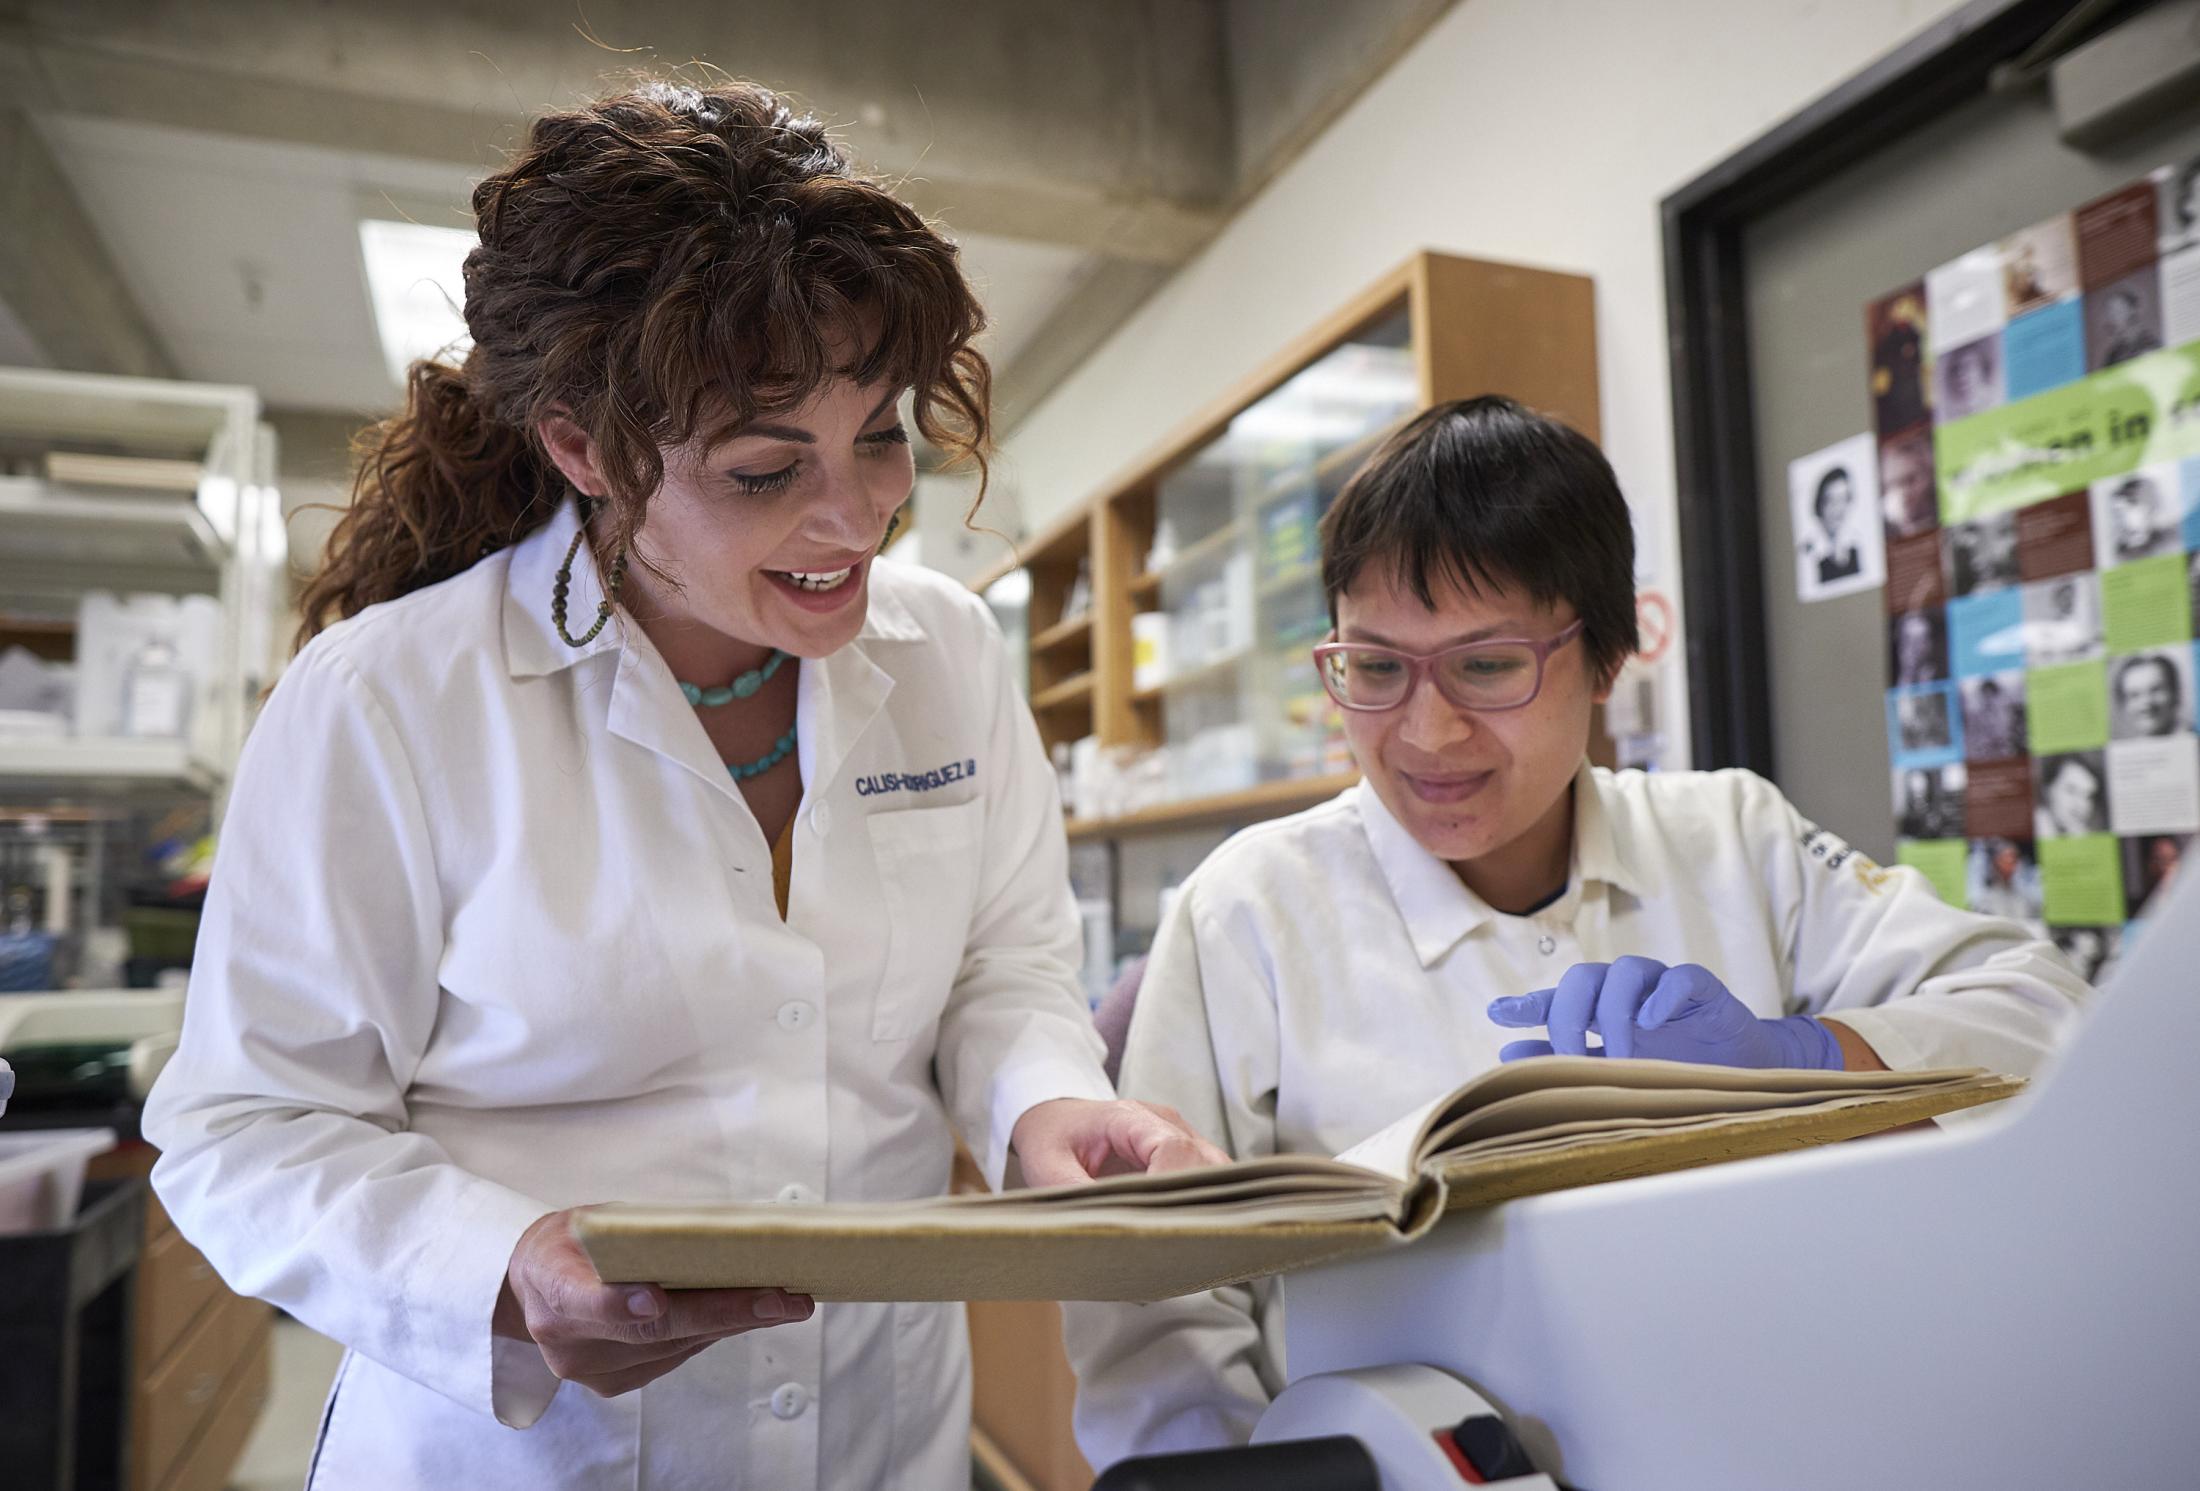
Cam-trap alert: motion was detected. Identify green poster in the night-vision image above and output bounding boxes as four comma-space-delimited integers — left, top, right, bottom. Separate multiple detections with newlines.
1897, 839, 1968, 906
2102, 553, 2197, 653
1934, 343, 2200, 523
2039, 834, 2125, 925
2027, 660, 2110, 753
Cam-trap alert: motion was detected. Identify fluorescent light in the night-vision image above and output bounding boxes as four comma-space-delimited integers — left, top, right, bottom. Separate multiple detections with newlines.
359, 220, 476, 384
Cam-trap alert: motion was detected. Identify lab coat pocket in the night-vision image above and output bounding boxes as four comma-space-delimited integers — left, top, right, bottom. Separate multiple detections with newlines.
867, 798, 986, 1041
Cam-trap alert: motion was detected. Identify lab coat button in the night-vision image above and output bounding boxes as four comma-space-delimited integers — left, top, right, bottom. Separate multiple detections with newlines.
776, 1183, 812, 1204
771, 1382, 808, 1420
775, 1000, 816, 1031
810, 803, 831, 836
1537, 935, 1557, 955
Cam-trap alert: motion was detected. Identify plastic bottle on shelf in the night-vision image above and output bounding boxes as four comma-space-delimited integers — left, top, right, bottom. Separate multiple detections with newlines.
1145, 516, 1178, 574
1061, 558, 1092, 623
175, 595, 223, 754
121, 634, 191, 739
1050, 741, 1074, 815
71, 592, 125, 738
1131, 611, 1169, 692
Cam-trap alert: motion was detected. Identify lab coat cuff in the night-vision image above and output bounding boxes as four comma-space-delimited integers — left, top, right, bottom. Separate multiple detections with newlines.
491, 1333, 563, 1430
449, 1181, 562, 1429
986, 1057, 1117, 1191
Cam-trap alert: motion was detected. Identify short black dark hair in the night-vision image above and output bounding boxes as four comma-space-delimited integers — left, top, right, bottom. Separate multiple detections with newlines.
1319, 395, 1639, 682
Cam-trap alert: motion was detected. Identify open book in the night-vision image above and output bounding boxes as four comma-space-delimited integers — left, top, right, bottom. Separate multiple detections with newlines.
574, 1057, 2019, 1302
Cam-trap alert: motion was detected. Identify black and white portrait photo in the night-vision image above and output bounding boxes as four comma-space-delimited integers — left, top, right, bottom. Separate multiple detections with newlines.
2093, 467, 2181, 567
1788, 432, 1885, 602
1890, 608, 1950, 687
2035, 751, 2110, 839
2111, 650, 2193, 741
1894, 764, 1966, 840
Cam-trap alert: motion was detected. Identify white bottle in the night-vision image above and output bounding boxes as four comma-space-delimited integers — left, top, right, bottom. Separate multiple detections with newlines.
121, 635, 191, 738
1146, 516, 1179, 575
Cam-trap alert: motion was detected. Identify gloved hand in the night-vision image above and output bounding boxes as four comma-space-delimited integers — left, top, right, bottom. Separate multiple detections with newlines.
1486, 956, 1843, 1069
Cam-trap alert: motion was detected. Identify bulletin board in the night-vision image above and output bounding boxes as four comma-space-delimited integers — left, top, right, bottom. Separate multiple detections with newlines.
1873, 165, 2199, 976
1664, 0, 2200, 982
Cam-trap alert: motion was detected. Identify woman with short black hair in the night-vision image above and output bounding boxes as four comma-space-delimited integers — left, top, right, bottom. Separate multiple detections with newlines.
1066, 395, 2091, 1471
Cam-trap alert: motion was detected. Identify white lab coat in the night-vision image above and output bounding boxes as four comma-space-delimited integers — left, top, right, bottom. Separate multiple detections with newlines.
1064, 763, 2092, 1471
143, 499, 1112, 1490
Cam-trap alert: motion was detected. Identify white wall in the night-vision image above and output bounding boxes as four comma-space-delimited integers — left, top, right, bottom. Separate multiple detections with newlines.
994, 0, 1971, 768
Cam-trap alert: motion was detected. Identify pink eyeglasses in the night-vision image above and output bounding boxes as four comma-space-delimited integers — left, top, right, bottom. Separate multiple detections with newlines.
1312, 620, 1585, 713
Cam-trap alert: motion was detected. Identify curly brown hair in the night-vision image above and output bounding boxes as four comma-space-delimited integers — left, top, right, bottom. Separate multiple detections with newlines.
297, 78, 990, 649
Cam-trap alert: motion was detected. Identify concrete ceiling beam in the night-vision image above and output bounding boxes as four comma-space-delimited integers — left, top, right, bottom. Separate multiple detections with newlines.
0, 0, 1236, 256
0, 104, 175, 377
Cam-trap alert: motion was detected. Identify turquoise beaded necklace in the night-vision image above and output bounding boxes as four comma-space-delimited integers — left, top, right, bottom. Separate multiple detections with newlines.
678, 649, 796, 780
679, 648, 787, 706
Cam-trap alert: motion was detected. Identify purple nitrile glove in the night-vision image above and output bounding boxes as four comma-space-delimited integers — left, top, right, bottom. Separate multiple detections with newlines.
1485, 956, 1843, 1070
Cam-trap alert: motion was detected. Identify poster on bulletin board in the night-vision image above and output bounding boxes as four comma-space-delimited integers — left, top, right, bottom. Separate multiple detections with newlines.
1869, 153, 2200, 986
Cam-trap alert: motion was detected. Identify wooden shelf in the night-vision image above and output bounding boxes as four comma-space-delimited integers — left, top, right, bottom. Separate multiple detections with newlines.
967, 501, 1092, 595
1132, 649, 1249, 705
1138, 517, 1245, 594
0, 616, 76, 637
1064, 771, 1359, 841
1029, 613, 1092, 653
1029, 673, 1095, 712
967, 249, 1597, 813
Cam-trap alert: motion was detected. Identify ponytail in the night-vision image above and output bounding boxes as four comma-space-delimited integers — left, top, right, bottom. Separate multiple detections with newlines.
294, 357, 557, 651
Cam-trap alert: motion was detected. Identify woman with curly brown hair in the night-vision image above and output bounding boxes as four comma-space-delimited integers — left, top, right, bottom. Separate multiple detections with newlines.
142, 79, 1222, 1489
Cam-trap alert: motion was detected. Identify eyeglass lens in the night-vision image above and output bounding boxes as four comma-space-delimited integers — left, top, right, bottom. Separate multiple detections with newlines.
1320, 644, 1541, 709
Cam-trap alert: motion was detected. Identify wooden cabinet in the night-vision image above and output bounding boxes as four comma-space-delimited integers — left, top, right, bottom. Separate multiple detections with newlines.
94, 1147, 274, 1491
975, 250, 1605, 843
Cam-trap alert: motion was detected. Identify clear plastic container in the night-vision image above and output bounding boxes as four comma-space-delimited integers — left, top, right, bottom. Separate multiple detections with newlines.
0, 1127, 115, 1235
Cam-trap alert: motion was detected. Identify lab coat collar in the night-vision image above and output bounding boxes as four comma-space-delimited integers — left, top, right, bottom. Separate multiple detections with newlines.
506, 498, 906, 813
502, 498, 624, 680
857, 560, 925, 643
1355, 760, 1648, 968
1570, 759, 1649, 901
597, 615, 898, 820
1354, 781, 1489, 967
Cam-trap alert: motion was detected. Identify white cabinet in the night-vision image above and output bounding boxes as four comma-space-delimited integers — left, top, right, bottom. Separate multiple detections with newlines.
0, 368, 284, 806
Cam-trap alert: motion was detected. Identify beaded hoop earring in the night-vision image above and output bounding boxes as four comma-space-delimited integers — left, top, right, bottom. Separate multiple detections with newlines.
550, 499, 628, 648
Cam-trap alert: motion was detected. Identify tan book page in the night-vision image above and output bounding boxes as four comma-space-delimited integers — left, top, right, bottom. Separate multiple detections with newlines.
577, 1208, 1402, 1301
945, 1155, 1384, 1209
1390, 1057, 1983, 1164
951, 1171, 1389, 1214
1327, 1059, 1953, 1178
1421, 1076, 2020, 1218
1422, 1080, 1889, 1149
1331, 1092, 1455, 1181
1432, 1074, 2016, 1161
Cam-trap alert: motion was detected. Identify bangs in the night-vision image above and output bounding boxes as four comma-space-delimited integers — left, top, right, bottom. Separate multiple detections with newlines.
1320, 396, 1640, 679
651, 188, 984, 453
